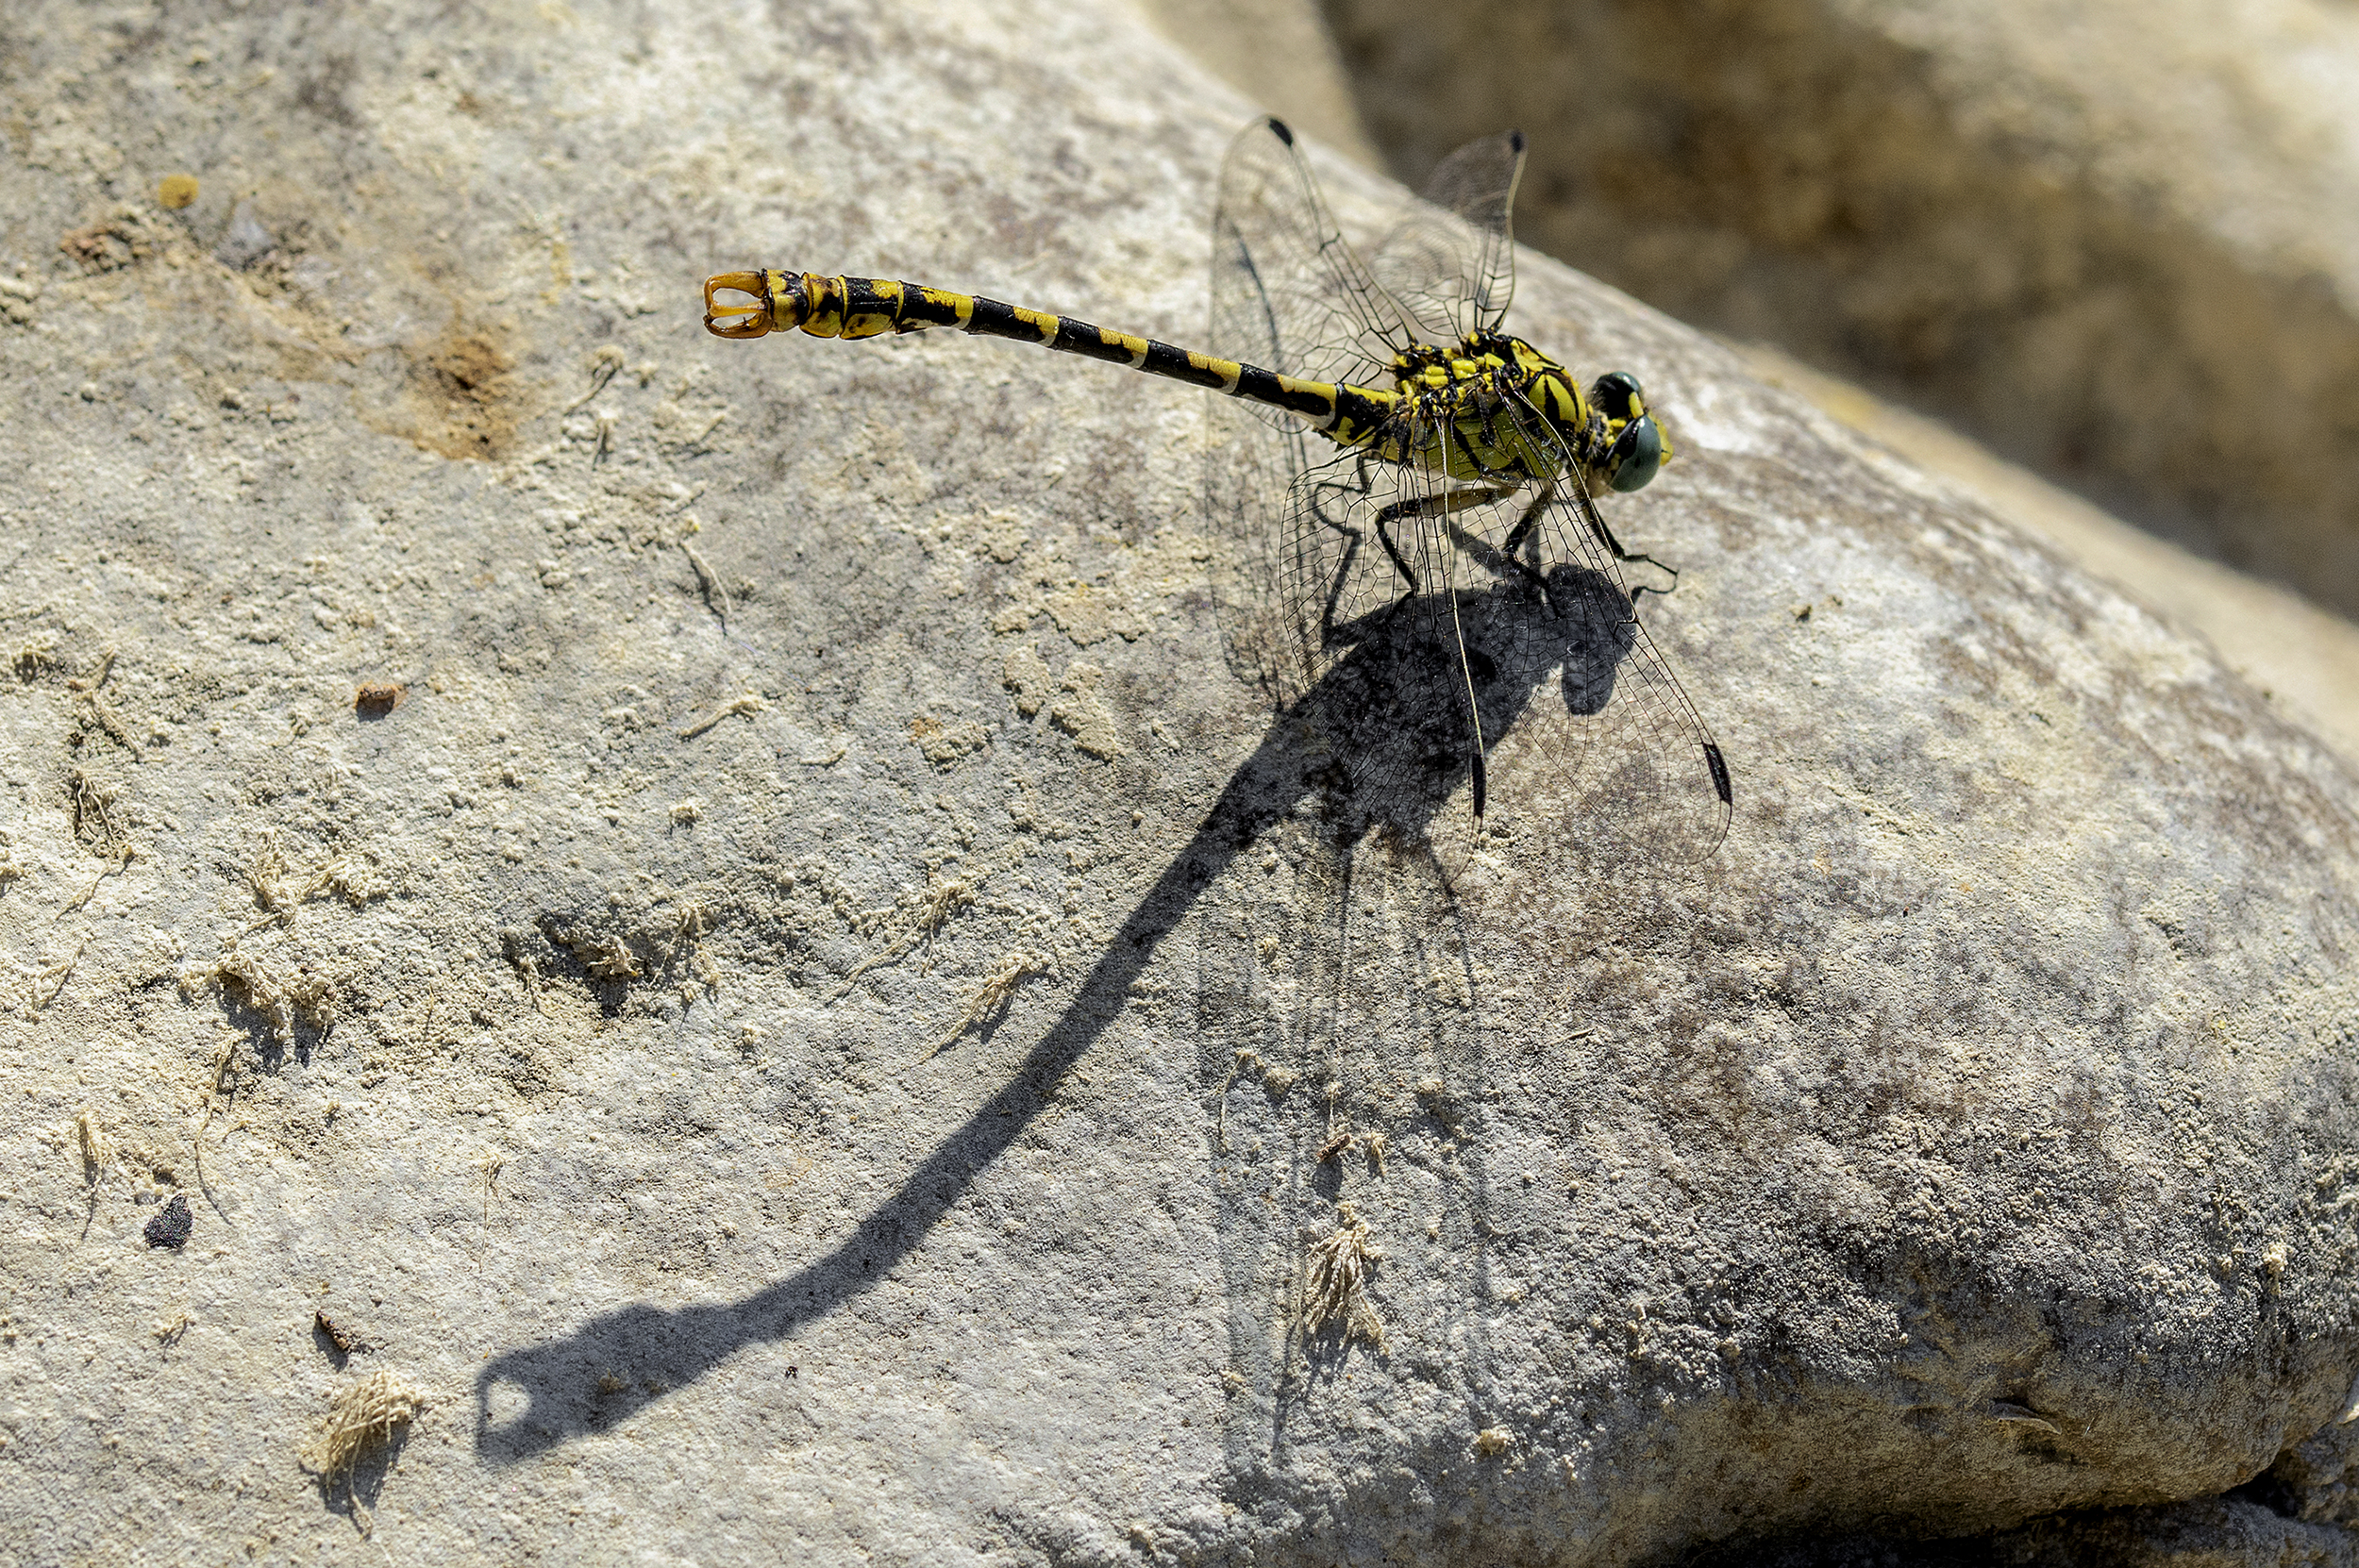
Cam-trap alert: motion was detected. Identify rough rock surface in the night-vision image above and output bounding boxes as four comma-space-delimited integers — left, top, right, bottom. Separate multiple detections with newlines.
1323, 0, 2359, 616
2, 2, 2357, 1565
1734, 343, 2359, 776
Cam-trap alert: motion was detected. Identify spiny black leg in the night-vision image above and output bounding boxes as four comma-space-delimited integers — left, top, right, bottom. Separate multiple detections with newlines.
1492, 483, 1553, 590
1582, 493, 1681, 604
1499, 481, 1549, 558
1299, 456, 1376, 645
1371, 505, 1422, 600
1340, 451, 1423, 616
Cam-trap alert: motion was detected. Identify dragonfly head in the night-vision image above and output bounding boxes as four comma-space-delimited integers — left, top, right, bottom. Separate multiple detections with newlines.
1587, 371, 1671, 493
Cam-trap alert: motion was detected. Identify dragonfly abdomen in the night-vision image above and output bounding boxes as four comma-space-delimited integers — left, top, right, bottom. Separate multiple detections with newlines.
704, 269, 1394, 435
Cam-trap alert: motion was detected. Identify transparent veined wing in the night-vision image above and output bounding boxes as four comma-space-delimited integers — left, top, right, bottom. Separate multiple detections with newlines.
1368, 131, 1527, 347
1434, 391, 1731, 874
1207, 117, 1418, 394
1206, 117, 1419, 704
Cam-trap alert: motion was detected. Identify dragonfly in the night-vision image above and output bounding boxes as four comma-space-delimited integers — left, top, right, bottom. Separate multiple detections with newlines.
703, 117, 1731, 875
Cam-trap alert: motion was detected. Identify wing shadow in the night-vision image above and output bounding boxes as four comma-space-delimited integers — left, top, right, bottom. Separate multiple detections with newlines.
472, 567, 1638, 1461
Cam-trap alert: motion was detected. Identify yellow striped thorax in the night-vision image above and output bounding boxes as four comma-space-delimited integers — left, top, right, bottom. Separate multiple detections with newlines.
1366, 330, 1672, 494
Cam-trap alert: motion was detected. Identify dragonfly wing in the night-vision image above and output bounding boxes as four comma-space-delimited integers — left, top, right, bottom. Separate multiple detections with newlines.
1204, 406, 1325, 704
1369, 131, 1527, 344
1207, 118, 1421, 709
1208, 117, 1416, 392
1435, 396, 1732, 874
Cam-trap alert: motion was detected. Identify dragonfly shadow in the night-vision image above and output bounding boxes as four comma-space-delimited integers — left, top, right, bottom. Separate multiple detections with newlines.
471, 567, 1639, 1462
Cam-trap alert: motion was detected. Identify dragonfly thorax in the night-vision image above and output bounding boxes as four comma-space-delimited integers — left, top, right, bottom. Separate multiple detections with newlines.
1367, 332, 1676, 495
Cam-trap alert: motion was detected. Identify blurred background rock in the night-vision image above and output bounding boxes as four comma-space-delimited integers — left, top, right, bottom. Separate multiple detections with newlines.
1138, 0, 2359, 762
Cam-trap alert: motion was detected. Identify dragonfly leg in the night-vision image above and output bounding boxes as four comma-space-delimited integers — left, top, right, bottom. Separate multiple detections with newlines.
1580, 492, 1681, 603
1308, 458, 1383, 646
1398, 484, 1544, 600
1375, 482, 1519, 597
1498, 480, 1551, 562
1371, 508, 1422, 600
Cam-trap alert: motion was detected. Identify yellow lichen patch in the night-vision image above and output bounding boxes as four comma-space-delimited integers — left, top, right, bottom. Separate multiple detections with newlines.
351, 321, 523, 462
909, 714, 991, 767
1047, 663, 1123, 759
158, 174, 199, 209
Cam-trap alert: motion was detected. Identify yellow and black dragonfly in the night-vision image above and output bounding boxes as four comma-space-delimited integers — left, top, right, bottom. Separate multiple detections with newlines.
703, 118, 1730, 875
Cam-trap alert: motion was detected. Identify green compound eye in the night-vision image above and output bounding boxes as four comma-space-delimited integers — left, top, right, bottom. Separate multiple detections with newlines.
1607, 415, 1664, 492
1589, 370, 1645, 424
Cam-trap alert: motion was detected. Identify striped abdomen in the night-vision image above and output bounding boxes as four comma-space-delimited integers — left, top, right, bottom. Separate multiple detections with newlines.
704, 269, 1395, 445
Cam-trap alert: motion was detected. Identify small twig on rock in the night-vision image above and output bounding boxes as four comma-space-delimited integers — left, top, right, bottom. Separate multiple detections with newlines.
677, 694, 765, 740
925, 949, 1048, 1059
681, 540, 731, 625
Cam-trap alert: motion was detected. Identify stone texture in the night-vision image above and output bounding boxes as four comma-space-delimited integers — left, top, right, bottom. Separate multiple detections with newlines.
1322, 0, 2359, 615
1732, 343, 2359, 774
2, 2, 2356, 1565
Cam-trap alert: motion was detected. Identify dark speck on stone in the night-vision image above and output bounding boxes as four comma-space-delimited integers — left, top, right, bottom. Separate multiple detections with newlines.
143, 1193, 192, 1249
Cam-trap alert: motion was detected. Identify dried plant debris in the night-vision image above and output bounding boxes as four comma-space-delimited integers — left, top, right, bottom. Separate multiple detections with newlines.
824, 870, 984, 1003
305, 1369, 430, 1530
245, 832, 293, 915
143, 1193, 192, 1249
927, 948, 1049, 1057
68, 766, 125, 850
75, 1107, 112, 1188
314, 1309, 373, 1357
657, 899, 711, 960
12, 634, 59, 681
577, 933, 640, 980
186, 942, 339, 1046
471, 1145, 506, 1222
677, 692, 765, 740
13, 935, 92, 1017
353, 681, 406, 716
307, 1371, 429, 1476
1301, 1200, 1386, 1350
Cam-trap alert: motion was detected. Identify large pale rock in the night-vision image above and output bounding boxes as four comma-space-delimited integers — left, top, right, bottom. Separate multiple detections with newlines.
1323, 0, 2359, 617
1, 2, 2355, 1564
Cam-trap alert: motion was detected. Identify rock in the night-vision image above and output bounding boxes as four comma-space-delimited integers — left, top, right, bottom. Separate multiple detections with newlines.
1732, 343, 2359, 774
1323, 0, 2359, 617
2, 1, 2355, 1563
2266, 1409, 2359, 1528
